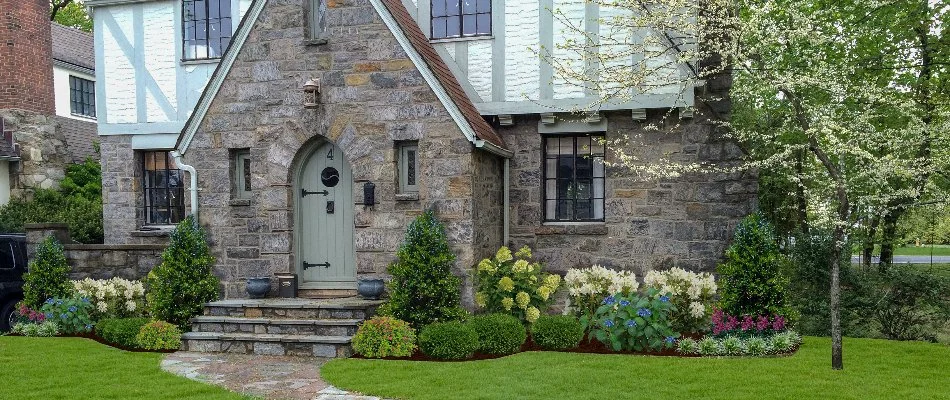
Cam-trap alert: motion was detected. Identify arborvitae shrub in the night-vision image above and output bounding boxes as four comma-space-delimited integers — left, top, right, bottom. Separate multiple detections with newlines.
717, 213, 791, 316
22, 236, 73, 309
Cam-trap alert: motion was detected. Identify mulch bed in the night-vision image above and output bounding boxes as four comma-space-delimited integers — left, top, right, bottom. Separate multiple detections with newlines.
5, 332, 176, 353
352, 335, 799, 362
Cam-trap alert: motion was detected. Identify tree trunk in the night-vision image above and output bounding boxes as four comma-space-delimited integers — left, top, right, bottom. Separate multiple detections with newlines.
830, 195, 848, 370
795, 150, 809, 234
878, 211, 900, 272
861, 216, 879, 270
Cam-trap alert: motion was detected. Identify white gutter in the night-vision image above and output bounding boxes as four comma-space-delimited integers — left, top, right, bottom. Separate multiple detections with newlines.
171, 151, 199, 218
503, 158, 510, 245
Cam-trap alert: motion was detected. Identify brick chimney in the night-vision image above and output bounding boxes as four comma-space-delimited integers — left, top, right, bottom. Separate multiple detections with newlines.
0, 0, 55, 115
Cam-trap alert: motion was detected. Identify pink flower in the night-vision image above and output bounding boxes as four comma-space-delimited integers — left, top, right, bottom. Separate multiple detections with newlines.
740, 315, 755, 331
756, 315, 770, 331
772, 316, 786, 331
726, 315, 739, 331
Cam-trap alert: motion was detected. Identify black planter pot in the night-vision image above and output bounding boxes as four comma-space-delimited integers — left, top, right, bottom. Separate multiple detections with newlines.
246, 277, 271, 299
357, 278, 385, 300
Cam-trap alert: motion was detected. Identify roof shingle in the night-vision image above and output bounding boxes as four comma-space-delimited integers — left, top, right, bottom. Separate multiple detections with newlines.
51, 22, 95, 71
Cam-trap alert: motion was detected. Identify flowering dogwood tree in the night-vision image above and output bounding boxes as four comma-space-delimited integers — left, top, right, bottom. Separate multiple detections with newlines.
546, 0, 950, 369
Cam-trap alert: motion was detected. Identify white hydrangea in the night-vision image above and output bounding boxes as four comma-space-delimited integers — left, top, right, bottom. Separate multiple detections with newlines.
97, 302, 108, 313
689, 302, 706, 318
565, 265, 638, 298
125, 300, 137, 312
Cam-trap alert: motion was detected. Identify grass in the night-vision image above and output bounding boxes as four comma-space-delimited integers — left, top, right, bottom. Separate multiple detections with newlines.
322, 337, 950, 400
0, 336, 248, 400
857, 244, 950, 257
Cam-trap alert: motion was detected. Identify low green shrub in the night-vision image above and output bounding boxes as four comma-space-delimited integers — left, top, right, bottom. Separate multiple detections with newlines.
531, 315, 584, 350
96, 318, 150, 348
469, 314, 526, 355
869, 268, 950, 342
721, 336, 745, 355
11, 321, 60, 337
745, 336, 768, 356
136, 320, 182, 351
418, 321, 479, 360
40, 297, 93, 334
697, 336, 721, 356
680, 331, 802, 357
352, 317, 417, 358
676, 338, 699, 354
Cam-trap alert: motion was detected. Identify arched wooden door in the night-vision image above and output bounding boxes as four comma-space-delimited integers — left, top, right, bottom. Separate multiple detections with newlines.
297, 141, 355, 289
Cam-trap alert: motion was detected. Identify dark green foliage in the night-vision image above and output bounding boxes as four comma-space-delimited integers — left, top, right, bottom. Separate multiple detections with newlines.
146, 216, 219, 330
531, 315, 584, 350
378, 211, 463, 329
717, 213, 792, 317
469, 314, 526, 355
787, 231, 871, 337
418, 321, 479, 360
95, 318, 150, 348
0, 158, 103, 243
868, 268, 950, 342
22, 237, 73, 309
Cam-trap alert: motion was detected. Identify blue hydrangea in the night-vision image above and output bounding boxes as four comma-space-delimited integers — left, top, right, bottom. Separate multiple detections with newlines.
56, 300, 64, 305
603, 319, 615, 328
68, 306, 77, 313
602, 296, 616, 305
659, 295, 670, 303
60, 313, 68, 320
637, 308, 652, 317
81, 298, 90, 303
625, 319, 637, 327
45, 312, 53, 319
665, 336, 676, 344
45, 298, 55, 305
619, 299, 631, 307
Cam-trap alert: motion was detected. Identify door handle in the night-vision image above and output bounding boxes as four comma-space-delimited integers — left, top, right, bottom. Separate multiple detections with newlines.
303, 261, 331, 270
326, 200, 335, 214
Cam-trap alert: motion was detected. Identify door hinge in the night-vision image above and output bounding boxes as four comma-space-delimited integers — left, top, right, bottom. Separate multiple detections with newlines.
301, 188, 329, 197
303, 261, 331, 270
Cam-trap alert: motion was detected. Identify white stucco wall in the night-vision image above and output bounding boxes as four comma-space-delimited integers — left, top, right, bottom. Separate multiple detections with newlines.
0, 161, 10, 206
94, 0, 251, 134
53, 66, 97, 120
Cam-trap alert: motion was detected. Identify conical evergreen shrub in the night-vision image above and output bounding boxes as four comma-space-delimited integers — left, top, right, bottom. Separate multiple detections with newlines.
717, 213, 791, 316
22, 236, 73, 308
379, 210, 465, 328
146, 215, 219, 330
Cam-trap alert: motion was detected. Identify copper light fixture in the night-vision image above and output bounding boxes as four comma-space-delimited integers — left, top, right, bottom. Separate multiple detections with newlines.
303, 78, 320, 109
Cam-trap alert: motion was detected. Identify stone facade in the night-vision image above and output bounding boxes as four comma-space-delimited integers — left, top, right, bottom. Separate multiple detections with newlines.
165, 0, 502, 299
0, 109, 71, 196
503, 110, 755, 276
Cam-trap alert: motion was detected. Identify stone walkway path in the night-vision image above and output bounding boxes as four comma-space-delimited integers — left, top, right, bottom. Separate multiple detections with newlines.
161, 352, 384, 400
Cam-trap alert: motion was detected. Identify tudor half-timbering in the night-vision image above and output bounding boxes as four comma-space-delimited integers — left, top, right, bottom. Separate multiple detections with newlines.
91, 0, 755, 300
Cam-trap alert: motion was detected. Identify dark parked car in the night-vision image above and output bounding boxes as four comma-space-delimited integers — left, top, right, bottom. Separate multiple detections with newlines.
0, 234, 28, 331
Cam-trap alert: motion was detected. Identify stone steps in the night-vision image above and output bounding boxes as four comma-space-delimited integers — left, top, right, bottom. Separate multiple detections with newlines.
182, 297, 383, 358
190, 316, 363, 336
181, 331, 353, 358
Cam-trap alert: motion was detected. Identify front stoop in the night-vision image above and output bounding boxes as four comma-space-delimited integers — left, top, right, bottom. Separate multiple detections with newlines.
181, 297, 383, 358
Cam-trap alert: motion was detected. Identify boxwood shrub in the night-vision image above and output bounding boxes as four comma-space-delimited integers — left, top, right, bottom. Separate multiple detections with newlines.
136, 320, 182, 351
469, 314, 526, 355
96, 317, 150, 348
531, 315, 584, 350
418, 321, 479, 360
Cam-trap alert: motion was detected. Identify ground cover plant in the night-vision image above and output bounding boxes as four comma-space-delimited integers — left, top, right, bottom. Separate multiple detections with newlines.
322, 337, 950, 400
0, 337, 246, 400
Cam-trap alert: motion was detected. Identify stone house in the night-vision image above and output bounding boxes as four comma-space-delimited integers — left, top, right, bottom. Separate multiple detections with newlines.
91, 0, 755, 301
0, 0, 100, 205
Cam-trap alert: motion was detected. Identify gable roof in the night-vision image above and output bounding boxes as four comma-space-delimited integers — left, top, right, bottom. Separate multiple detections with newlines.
51, 22, 95, 73
177, 0, 510, 158
377, 0, 506, 151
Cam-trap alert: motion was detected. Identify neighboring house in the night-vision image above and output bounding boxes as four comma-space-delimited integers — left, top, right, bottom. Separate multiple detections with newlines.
91, 0, 755, 300
0, 0, 99, 206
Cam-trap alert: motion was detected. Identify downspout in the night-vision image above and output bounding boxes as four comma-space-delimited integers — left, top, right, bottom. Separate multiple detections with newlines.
503, 158, 510, 246
170, 151, 198, 218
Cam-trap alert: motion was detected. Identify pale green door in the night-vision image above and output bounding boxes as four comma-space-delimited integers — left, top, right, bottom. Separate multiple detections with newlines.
298, 141, 355, 289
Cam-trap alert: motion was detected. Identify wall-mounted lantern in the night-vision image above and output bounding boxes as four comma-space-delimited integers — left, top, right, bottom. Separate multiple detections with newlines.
303, 78, 320, 109
363, 181, 376, 207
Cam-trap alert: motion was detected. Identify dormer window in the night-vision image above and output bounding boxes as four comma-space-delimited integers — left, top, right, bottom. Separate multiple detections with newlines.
431, 0, 491, 39
183, 0, 233, 60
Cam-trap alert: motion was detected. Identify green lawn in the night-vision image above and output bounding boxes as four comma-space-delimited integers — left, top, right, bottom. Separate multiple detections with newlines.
0, 337, 247, 400
858, 244, 950, 257
322, 337, 950, 400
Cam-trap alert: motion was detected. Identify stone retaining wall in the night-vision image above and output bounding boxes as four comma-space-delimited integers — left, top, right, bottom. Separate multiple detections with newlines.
25, 223, 165, 281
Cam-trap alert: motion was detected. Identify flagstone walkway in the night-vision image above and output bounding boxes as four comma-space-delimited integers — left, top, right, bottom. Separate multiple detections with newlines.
161, 352, 384, 400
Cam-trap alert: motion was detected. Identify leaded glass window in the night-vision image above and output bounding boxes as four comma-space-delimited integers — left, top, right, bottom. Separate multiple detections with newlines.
543, 134, 606, 222
142, 151, 185, 225
183, 0, 232, 60
431, 0, 491, 39
399, 142, 419, 193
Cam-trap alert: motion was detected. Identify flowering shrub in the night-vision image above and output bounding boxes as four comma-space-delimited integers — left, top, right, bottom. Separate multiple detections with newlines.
74, 278, 146, 320
473, 246, 560, 324
40, 297, 94, 334
351, 317, 417, 358
711, 308, 787, 337
16, 302, 46, 324
565, 265, 638, 329
678, 331, 802, 357
136, 320, 182, 350
592, 288, 679, 352
11, 321, 60, 337
643, 267, 717, 333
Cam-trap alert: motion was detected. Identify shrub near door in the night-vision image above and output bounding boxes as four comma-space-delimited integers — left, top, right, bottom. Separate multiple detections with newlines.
418, 321, 479, 360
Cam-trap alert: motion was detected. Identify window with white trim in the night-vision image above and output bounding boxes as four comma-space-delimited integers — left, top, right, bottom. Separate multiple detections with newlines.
543, 134, 606, 222
398, 142, 419, 193
69, 76, 95, 118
